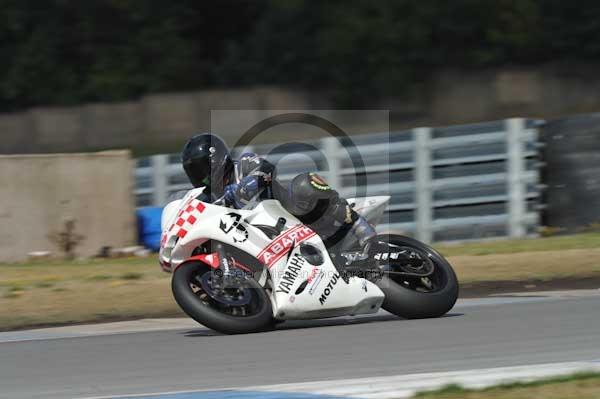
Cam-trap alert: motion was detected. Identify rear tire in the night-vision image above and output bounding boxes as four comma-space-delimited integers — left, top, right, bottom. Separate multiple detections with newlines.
172, 261, 274, 334
375, 235, 459, 319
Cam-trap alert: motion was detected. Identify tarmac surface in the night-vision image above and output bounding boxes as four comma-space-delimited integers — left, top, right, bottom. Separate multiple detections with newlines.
1, 290, 599, 399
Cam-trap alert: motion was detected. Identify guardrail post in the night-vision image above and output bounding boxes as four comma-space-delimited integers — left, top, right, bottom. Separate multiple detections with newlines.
151, 154, 169, 206
321, 137, 342, 191
414, 127, 433, 243
506, 118, 526, 237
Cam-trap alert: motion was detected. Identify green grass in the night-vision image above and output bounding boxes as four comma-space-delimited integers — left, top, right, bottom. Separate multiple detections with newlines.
437, 232, 600, 257
414, 372, 600, 399
0, 256, 178, 330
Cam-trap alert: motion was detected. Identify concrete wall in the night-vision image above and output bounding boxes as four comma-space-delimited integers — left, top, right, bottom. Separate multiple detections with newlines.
0, 151, 136, 262
0, 87, 321, 155
2, 64, 600, 154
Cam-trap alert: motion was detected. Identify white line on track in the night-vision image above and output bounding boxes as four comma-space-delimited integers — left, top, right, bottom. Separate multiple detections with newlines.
77, 360, 600, 399
250, 360, 600, 398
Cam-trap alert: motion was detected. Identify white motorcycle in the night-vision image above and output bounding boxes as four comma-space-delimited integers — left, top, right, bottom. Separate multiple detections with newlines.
160, 188, 459, 334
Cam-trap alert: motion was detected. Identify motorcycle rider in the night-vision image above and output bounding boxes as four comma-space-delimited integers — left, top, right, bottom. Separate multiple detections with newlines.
181, 133, 377, 253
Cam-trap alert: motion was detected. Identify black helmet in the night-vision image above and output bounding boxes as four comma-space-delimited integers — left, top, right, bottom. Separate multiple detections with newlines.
181, 134, 233, 196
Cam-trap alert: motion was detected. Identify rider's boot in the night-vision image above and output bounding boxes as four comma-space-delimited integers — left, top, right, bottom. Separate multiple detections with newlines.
343, 215, 385, 262
349, 215, 377, 248
348, 215, 411, 264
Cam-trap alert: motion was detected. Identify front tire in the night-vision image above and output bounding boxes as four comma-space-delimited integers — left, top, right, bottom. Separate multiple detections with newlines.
375, 234, 459, 319
172, 261, 274, 334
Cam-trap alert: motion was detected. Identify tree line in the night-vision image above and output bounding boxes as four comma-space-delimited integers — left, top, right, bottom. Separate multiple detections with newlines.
1, 0, 599, 111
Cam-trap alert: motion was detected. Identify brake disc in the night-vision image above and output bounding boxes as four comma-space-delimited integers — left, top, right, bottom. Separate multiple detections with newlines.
199, 273, 252, 306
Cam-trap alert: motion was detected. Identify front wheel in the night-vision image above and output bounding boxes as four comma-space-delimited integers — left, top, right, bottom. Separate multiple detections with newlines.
374, 234, 459, 319
172, 261, 274, 334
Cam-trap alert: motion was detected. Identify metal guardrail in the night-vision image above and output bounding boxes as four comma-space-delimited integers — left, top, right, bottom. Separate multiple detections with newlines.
135, 118, 544, 243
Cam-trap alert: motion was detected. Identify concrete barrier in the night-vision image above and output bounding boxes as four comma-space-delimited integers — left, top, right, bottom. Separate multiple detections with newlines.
542, 114, 600, 231
3, 65, 600, 155
0, 150, 136, 262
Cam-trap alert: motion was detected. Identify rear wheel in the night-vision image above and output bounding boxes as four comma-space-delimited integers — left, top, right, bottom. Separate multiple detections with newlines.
374, 234, 459, 319
172, 261, 274, 334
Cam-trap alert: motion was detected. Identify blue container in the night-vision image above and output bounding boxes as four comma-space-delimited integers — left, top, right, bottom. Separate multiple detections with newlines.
136, 207, 164, 252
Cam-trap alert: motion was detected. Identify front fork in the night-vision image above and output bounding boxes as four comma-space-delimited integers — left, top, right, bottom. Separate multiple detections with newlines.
215, 243, 231, 276
213, 243, 249, 288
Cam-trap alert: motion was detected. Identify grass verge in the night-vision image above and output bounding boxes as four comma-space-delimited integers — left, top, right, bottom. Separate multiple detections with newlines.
0, 258, 182, 330
0, 232, 598, 331
439, 232, 600, 284
414, 372, 600, 399
436, 232, 600, 257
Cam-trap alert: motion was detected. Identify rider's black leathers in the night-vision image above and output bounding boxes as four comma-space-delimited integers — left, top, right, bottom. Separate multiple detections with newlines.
224, 153, 376, 248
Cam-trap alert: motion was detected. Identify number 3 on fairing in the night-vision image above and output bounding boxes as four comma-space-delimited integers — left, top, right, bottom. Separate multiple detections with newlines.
219, 212, 248, 243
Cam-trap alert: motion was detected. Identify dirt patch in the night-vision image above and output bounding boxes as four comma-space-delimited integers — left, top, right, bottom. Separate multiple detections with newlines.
460, 276, 600, 298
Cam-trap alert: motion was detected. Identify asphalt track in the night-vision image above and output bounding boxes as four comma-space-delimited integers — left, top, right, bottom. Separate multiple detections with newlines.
1, 291, 599, 399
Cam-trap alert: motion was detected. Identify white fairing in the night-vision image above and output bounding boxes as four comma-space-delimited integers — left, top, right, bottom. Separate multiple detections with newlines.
347, 195, 390, 226
162, 199, 183, 231
159, 188, 389, 320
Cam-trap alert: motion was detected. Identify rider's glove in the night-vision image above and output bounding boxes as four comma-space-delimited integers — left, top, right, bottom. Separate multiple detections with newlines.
223, 184, 240, 208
